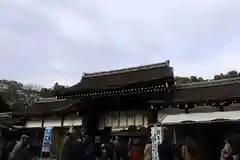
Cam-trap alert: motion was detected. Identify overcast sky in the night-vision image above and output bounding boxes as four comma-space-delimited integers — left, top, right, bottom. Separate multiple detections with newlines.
0, 0, 240, 88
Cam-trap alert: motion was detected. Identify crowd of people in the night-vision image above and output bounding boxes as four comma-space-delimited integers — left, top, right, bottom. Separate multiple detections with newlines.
0, 127, 240, 160
158, 129, 240, 160
57, 131, 152, 160
0, 130, 152, 160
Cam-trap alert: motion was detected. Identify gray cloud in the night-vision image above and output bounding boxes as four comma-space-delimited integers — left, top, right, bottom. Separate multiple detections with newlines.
0, 0, 240, 87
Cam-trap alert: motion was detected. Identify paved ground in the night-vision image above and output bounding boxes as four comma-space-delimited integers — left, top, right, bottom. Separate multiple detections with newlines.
34, 157, 57, 160
37, 158, 57, 160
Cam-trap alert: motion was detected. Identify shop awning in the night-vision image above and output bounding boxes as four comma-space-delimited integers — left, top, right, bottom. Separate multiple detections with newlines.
160, 110, 240, 125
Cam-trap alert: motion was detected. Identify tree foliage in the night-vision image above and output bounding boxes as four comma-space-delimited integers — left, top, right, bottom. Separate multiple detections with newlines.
175, 76, 205, 85
213, 70, 239, 80
175, 70, 240, 85
39, 82, 68, 98
0, 80, 68, 111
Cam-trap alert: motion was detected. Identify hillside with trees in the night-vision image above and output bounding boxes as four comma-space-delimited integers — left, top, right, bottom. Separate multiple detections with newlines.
175, 70, 240, 85
0, 81, 68, 111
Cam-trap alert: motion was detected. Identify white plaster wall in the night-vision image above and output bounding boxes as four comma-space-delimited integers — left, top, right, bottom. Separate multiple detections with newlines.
99, 110, 149, 130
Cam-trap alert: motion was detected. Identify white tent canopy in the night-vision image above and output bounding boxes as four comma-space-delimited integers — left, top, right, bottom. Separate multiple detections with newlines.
160, 110, 240, 125
25, 120, 43, 128
63, 117, 82, 126
43, 117, 62, 127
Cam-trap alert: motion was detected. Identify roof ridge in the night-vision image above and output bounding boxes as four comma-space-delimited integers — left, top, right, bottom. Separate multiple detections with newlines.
83, 60, 170, 78
177, 77, 240, 89
35, 97, 66, 103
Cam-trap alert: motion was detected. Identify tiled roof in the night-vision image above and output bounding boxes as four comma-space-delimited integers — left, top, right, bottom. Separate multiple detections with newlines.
177, 77, 240, 89
174, 80, 240, 102
84, 60, 170, 77
13, 99, 79, 116
69, 60, 173, 91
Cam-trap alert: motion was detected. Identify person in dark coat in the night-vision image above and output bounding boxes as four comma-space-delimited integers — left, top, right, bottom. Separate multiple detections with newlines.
99, 143, 109, 160
95, 136, 102, 159
114, 137, 129, 160
82, 135, 96, 160
9, 135, 30, 160
69, 138, 85, 160
158, 129, 175, 160
0, 140, 16, 160
100, 141, 116, 160
181, 136, 199, 160
58, 132, 74, 160
174, 144, 184, 160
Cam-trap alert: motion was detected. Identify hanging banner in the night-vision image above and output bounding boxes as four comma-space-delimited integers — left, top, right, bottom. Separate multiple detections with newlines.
151, 125, 162, 160
41, 127, 52, 153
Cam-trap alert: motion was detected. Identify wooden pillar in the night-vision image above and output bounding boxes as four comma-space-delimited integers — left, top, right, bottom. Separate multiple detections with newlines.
149, 105, 157, 124
184, 104, 189, 114
82, 111, 99, 136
